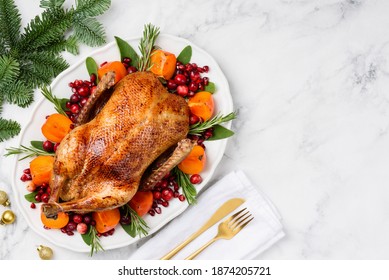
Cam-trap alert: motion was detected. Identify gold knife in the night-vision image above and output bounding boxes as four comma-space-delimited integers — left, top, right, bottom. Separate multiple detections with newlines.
160, 197, 245, 260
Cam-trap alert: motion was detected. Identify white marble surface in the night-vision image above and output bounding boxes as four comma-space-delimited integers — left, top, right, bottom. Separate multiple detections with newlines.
1, 0, 389, 260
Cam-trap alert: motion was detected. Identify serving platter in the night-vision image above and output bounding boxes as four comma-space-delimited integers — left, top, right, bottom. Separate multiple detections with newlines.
11, 34, 233, 253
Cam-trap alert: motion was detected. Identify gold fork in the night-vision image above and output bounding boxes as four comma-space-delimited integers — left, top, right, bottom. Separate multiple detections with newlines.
184, 208, 253, 260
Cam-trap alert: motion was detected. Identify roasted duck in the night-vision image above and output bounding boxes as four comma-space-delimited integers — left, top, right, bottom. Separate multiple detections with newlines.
42, 71, 192, 218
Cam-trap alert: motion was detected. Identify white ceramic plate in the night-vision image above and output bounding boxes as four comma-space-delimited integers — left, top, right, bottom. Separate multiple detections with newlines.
11, 34, 233, 253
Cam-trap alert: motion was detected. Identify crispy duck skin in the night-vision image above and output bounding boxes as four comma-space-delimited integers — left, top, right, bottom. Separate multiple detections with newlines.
42, 71, 190, 218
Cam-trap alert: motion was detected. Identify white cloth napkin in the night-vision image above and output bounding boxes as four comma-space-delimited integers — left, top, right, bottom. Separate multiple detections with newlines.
129, 170, 285, 260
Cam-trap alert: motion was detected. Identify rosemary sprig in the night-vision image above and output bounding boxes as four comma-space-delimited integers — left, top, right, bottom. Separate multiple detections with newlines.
121, 204, 149, 238
4, 144, 54, 160
41, 86, 68, 116
189, 112, 237, 136
137, 23, 160, 72
173, 167, 197, 205
87, 225, 104, 257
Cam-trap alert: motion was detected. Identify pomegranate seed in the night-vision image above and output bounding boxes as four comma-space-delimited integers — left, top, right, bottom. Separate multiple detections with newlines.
172, 182, 179, 191
66, 231, 74, 236
173, 191, 180, 198
203, 65, 209, 72
68, 82, 75, 88
160, 180, 168, 189
70, 104, 80, 114
148, 209, 155, 216
190, 174, 203, 184
90, 220, 96, 226
197, 67, 204, 73
188, 91, 196, 97
204, 130, 213, 139
190, 71, 201, 82
77, 223, 88, 234
74, 80, 82, 87
191, 63, 198, 68
179, 194, 186, 201
72, 214, 83, 224
30, 203, 36, 209
69, 115, 77, 123
185, 64, 193, 72
161, 188, 173, 201
70, 94, 80, 103
202, 77, 209, 86
79, 97, 88, 107
41, 193, 49, 203
156, 199, 163, 205
21, 173, 32, 182
38, 188, 44, 195
100, 61, 107, 67
122, 62, 129, 68
198, 82, 205, 91
42, 140, 54, 152
46, 187, 51, 194
61, 228, 67, 233
90, 74, 96, 84
103, 232, 109, 237
65, 101, 72, 109
177, 64, 185, 70
188, 81, 198, 92
108, 228, 115, 235
174, 74, 187, 85
23, 168, 31, 174
176, 85, 189, 97
161, 201, 169, 207
154, 207, 161, 214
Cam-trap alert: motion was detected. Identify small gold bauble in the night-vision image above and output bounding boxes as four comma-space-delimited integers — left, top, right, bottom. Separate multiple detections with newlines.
0, 190, 10, 206
37, 245, 53, 260
0, 210, 16, 225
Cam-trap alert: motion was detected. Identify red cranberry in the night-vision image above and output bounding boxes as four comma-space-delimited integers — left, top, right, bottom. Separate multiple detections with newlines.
66, 221, 77, 231
72, 214, 83, 224
174, 74, 187, 85
160, 180, 168, 189
80, 97, 88, 107
120, 215, 131, 225
161, 188, 173, 201
190, 174, 203, 184
122, 62, 129, 69
176, 85, 189, 97
166, 79, 178, 90
179, 194, 186, 201
65, 101, 72, 109
23, 168, 31, 174
153, 191, 161, 200
123, 57, 131, 64
42, 140, 54, 152
53, 143, 60, 152
83, 215, 92, 224
41, 193, 49, 203
204, 130, 213, 139
35, 194, 42, 202
70, 104, 80, 114
90, 74, 96, 84
77, 223, 88, 234
172, 181, 179, 191
127, 66, 137, 74
70, 94, 80, 103
77, 86, 90, 97
190, 114, 200, 125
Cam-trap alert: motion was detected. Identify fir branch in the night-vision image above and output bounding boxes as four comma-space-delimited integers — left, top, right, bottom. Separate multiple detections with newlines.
173, 167, 197, 205
0, 0, 22, 49
138, 24, 160, 72
39, 0, 65, 10
72, 17, 106, 47
4, 144, 53, 160
18, 8, 73, 52
0, 54, 19, 84
0, 117, 21, 141
74, 0, 111, 18
1, 80, 34, 108
189, 112, 237, 136
36, 35, 79, 55
41, 86, 68, 116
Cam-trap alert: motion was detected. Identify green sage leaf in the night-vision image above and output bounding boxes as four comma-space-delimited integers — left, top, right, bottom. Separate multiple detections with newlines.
30, 140, 44, 150
81, 231, 92, 246
204, 82, 216, 93
208, 124, 235, 141
121, 222, 136, 238
85, 56, 99, 83
177, 45, 192, 64
114, 36, 139, 67
24, 191, 38, 203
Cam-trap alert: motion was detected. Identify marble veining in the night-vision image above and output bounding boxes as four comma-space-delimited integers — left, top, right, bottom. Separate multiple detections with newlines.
1, 0, 389, 259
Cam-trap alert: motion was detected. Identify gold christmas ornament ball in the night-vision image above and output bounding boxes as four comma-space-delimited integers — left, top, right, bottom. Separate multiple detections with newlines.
37, 245, 54, 260
0, 190, 10, 206
0, 210, 16, 225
